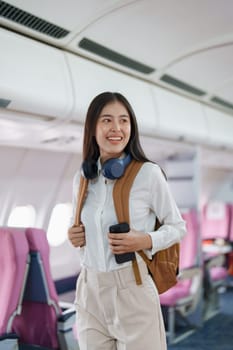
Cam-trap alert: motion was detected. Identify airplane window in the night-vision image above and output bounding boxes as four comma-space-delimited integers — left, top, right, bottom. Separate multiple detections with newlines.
47, 203, 72, 246
7, 205, 36, 227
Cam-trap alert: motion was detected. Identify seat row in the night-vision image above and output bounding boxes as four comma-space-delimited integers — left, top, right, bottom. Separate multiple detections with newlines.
1, 201, 232, 347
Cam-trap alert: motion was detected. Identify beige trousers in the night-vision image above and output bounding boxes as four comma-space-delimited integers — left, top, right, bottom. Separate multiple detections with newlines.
75, 260, 167, 350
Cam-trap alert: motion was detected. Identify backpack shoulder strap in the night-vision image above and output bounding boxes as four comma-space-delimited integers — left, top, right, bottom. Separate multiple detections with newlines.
75, 175, 89, 226
113, 160, 144, 285
113, 160, 144, 223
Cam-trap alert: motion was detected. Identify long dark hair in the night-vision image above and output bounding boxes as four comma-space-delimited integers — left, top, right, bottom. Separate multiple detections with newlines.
82, 91, 150, 163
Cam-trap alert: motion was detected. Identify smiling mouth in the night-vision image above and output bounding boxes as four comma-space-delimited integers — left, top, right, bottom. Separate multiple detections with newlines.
107, 137, 122, 141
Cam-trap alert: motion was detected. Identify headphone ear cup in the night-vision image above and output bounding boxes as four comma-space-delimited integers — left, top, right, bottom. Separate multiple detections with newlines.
82, 160, 98, 179
102, 158, 123, 179
102, 154, 132, 179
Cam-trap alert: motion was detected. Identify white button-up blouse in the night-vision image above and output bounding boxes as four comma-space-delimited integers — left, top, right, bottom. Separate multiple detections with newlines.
70, 161, 186, 272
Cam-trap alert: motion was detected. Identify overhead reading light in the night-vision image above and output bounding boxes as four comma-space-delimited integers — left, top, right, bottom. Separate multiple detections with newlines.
0, 98, 11, 108
0, 1, 70, 39
211, 96, 233, 112
160, 74, 206, 97
78, 38, 155, 74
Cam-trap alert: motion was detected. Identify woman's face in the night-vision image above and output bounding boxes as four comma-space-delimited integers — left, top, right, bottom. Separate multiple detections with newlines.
95, 101, 131, 163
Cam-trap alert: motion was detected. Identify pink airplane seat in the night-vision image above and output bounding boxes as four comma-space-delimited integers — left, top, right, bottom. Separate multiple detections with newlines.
13, 228, 78, 350
159, 209, 202, 344
201, 201, 231, 241
0, 227, 30, 350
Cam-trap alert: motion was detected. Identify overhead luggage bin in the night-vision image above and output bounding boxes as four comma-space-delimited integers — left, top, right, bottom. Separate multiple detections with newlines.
0, 28, 73, 119
151, 85, 208, 143
66, 53, 158, 136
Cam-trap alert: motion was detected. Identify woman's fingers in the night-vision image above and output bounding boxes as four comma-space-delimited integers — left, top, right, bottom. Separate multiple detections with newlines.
68, 225, 86, 247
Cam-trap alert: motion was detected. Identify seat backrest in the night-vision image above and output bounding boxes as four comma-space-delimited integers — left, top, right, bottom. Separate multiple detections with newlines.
201, 201, 231, 240
25, 227, 60, 307
13, 228, 61, 349
0, 227, 29, 335
180, 209, 199, 270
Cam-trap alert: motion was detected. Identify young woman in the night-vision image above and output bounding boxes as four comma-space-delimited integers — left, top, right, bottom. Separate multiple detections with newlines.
68, 92, 186, 350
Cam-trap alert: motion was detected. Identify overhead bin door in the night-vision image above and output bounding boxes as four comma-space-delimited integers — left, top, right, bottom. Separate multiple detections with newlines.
66, 53, 158, 136
0, 28, 73, 119
152, 86, 208, 143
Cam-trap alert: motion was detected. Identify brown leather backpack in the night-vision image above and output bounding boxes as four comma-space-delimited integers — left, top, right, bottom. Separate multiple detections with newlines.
75, 160, 179, 294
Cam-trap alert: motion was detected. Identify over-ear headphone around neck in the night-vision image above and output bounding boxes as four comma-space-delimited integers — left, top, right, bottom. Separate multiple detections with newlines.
82, 153, 132, 180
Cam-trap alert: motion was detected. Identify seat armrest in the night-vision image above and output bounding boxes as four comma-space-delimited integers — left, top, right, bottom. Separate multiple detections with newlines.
0, 333, 19, 350
0, 333, 18, 340
58, 309, 76, 323
59, 300, 75, 310
58, 301, 76, 319
57, 303, 76, 332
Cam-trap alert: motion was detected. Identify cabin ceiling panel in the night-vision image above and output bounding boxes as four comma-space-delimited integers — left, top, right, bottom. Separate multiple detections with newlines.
65, 0, 233, 115
67, 0, 233, 69
1, 0, 137, 45
164, 44, 233, 94
2, 0, 100, 30
1, 0, 233, 118
1, 0, 233, 143
6, 0, 137, 30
